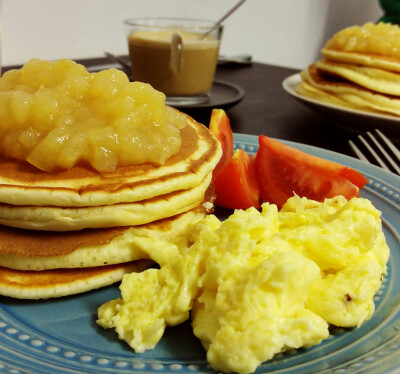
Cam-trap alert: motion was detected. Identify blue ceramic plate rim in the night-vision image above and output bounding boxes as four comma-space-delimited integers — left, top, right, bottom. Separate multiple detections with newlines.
0, 133, 399, 374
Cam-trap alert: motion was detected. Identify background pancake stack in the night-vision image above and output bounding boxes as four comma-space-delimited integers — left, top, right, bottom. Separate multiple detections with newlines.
296, 22, 400, 117
0, 114, 221, 299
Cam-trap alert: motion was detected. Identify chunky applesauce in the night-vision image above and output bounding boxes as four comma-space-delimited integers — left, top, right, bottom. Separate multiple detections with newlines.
0, 58, 187, 172
325, 22, 400, 59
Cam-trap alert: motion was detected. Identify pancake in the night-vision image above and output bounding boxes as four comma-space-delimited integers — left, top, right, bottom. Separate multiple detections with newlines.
0, 171, 212, 231
0, 114, 222, 207
0, 63, 221, 299
296, 23, 400, 118
0, 260, 153, 299
301, 64, 400, 116
321, 49, 400, 74
315, 59, 400, 96
0, 192, 214, 271
322, 22, 400, 73
295, 80, 364, 110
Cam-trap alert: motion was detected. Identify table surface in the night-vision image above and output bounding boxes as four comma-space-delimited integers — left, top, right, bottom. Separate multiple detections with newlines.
3, 58, 361, 157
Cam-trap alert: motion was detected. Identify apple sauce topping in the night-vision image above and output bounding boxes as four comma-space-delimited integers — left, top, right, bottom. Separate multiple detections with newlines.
325, 22, 400, 59
0, 58, 187, 172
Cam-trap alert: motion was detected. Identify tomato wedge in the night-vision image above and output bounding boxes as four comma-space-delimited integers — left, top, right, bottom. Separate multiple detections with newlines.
213, 149, 261, 210
254, 135, 368, 208
209, 108, 234, 181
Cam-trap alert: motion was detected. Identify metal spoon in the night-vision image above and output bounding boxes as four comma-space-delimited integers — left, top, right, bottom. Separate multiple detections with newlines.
218, 54, 252, 65
200, 0, 248, 40
103, 52, 131, 73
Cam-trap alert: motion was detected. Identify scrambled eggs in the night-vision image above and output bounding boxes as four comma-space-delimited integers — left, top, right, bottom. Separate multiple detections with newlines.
97, 196, 389, 374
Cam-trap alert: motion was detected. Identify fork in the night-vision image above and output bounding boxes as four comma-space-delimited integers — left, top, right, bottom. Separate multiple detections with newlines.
348, 129, 400, 175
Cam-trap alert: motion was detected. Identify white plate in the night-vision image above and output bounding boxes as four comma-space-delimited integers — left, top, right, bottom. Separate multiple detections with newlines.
282, 73, 400, 142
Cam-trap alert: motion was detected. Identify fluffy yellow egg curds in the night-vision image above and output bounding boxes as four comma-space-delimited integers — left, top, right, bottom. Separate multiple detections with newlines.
97, 195, 389, 374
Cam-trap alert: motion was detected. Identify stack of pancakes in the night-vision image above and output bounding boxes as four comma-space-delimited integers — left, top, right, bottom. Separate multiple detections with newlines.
296, 22, 400, 117
0, 113, 221, 299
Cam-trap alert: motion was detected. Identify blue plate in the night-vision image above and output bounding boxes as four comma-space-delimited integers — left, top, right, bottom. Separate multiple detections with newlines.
1, 134, 399, 374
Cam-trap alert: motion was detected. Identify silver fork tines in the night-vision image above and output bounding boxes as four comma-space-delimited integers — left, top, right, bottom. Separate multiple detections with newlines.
349, 129, 400, 175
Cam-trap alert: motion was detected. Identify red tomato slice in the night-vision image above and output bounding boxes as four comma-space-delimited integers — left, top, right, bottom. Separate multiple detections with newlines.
213, 149, 261, 210
209, 108, 234, 181
337, 167, 369, 190
254, 135, 368, 208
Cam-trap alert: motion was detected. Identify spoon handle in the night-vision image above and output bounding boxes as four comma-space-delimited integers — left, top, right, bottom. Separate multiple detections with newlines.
104, 52, 131, 72
200, 0, 247, 39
